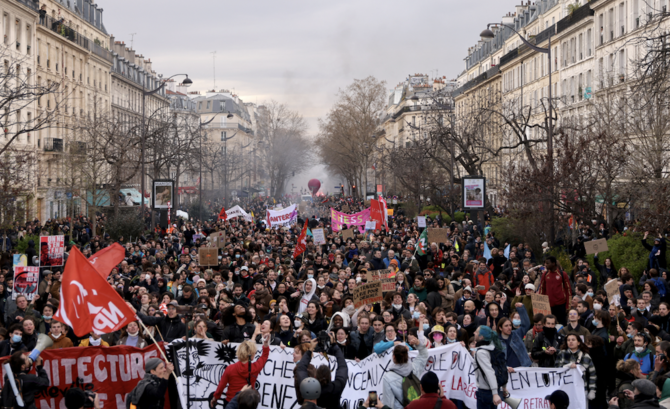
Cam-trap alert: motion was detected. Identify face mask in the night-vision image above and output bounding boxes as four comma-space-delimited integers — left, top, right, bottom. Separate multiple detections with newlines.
592, 319, 600, 327
512, 319, 521, 327
337, 340, 346, 345
89, 337, 102, 346
594, 304, 602, 310
627, 333, 634, 339
413, 311, 421, 319
51, 333, 61, 339
423, 323, 430, 330
11, 335, 21, 343
128, 331, 139, 337
543, 327, 556, 337
433, 334, 444, 342
398, 278, 404, 283
235, 255, 240, 259
587, 292, 594, 297
308, 274, 314, 279
470, 347, 477, 352
317, 285, 325, 289
635, 346, 644, 353
393, 303, 402, 310
294, 320, 302, 327
43, 315, 53, 320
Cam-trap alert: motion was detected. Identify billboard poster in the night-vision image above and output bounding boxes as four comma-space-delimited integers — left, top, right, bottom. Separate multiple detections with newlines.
462, 176, 486, 209
40, 235, 65, 267
13, 266, 39, 300
153, 179, 174, 209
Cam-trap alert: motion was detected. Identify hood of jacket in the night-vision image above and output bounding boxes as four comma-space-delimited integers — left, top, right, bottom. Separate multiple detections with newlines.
302, 278, 317, 301
327, 311, 350, 332
388, 361, 413, 378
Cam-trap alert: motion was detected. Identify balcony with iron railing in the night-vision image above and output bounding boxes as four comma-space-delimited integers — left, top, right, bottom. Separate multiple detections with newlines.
44, 137, 63, 152
556, 3, 594, 34
15, 0, 39, 12
37, 14, 112, 63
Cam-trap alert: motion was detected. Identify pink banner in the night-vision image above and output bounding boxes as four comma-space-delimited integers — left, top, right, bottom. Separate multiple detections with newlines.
330, 208, 371, 233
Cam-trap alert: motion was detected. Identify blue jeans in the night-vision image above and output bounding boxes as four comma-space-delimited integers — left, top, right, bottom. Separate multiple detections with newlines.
476, 389, 495, 409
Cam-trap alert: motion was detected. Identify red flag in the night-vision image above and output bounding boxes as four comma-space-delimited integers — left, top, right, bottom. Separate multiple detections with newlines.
293, 221, 308, 259
88, 243, 125, 279
219, 207, 227, 221
379, 196, 389, 231
54, 247, 136, 337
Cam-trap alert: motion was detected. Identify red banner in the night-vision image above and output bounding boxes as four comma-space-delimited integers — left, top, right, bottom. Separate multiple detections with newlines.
0, 344, 166, 409
369, 199, 385, 231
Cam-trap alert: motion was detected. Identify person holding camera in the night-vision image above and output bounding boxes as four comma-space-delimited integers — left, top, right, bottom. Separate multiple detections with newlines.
64, 388, 101, 409
126, 358, 174, 409
0, 351, 49, 409
296, 336, 348, 409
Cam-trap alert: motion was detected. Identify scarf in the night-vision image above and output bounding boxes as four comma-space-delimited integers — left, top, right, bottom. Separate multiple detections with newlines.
532, 327, 543, 338
633, 348, 652, 359
661, 378, 670, 401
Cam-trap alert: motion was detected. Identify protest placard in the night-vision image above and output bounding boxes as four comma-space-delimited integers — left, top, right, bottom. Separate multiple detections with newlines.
353, 281, 382, 308
605, 279, 620, 302
366, 270, 396, 293
199, 247, 218, 266
40, 235, 64, 266
530, 293, 551, 316
13, 266, 39, 300
342, 227, 355, 241
584, 238, 609, 255
417, 216, 426, 228
342, 204, 351, 213
365, 221, 377, 231
427, 228, 449, 244
387, 209, 394, 216
312, 228, 326, 245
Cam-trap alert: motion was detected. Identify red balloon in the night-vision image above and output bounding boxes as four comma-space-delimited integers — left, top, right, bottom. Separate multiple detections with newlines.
307, 179, 321, 195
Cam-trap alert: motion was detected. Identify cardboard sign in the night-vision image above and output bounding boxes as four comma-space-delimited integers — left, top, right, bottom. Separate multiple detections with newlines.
417, 216, 426, 228
584, 238, 608, 255
342, 205, 351, 213
199, 247, 219, 266
366, 270, 396, 292
353, 281, 383, 308
299, 202, 307, 213
210, 231, 226, 249
605, 279, 620, 303
530, 293, 551, 316
365, 221, 377, 231
427, 228, 449, 244
312, 228, 326, 245
342, 227, 355, 241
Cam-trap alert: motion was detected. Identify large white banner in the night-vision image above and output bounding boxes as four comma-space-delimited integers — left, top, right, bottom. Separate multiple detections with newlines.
226, 205, 253, 222
167, 340, 585, 409
266, 204, 297, 228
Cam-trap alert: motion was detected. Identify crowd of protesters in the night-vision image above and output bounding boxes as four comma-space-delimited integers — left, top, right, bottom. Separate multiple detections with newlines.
0, 196, 670, 409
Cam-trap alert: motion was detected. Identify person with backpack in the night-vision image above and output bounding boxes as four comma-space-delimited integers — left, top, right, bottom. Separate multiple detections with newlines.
473, 325, 508, 408
381, 332, 429, 409
539, 256, 572, 325
624, 333, 656, 377
125, 358, 174, 409
404, 372, 457, 409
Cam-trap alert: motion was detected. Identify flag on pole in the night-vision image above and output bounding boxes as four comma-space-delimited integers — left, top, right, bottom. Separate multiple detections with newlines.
218, 206, 227, 221
87, 243, 125, 279
54, 247, 136, 337
417, 229, 429, 256
293, 221, 308, 259
483, 242, 492, 262
504, 244, 511, 259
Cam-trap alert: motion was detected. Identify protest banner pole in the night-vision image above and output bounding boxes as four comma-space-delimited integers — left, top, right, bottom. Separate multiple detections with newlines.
137, 320, 178, 380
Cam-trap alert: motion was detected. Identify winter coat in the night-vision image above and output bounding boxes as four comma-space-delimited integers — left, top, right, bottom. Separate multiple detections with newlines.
531, 331, 564, 368
409, 286, 427, 302
555, 349, 597, 394
137, 312, 187, 343
500, 306, 532, 367
45, 333, 74, 349
350, 327, 374, 359
382, 338, 429, 409
1, 365, 49, 409
625, 349, 655, 375
298, 278, 317, 314
438, 285, 456, 311
213, 345, 270, 401
558, 322, 591, 338
221, 321, 257, 343
608, 395, 661, 409
297, 346, 348, 409
128, 373, 169, 409
473, 342, 499, 392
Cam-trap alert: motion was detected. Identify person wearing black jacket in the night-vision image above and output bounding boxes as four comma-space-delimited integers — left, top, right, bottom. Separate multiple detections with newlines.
1, 352, 49, 409
127, 358, 174, 409
133, 301, 187, 342
296, 340, 348, 409
531, 314, 563, 368
221, 302, 257, 343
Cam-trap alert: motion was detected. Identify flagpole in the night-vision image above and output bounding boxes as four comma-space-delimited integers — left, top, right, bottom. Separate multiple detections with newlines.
137, 320, 178, 380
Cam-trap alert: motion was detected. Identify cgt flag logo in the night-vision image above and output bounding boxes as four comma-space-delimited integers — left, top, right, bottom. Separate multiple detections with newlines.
54, 247, 136, 337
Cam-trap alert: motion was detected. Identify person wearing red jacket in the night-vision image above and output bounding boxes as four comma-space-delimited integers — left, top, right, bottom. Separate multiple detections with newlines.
211, 334, 270, 407
473, 259, 494, 297
539, 256, 572, 325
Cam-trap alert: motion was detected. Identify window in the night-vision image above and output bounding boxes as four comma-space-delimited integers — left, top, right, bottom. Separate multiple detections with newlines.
221, 131, 227, 141
619, 3, 626, 35
578, 34, 583, 60
599, 14, 604, 45
587, 29, 592, 56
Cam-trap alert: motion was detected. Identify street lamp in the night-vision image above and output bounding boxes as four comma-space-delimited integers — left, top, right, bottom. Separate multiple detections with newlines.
480, 22, 555, 241
141, 73, 191, 230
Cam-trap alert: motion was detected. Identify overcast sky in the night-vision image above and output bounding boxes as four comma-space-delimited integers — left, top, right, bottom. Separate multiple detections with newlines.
104, 0, 510, 191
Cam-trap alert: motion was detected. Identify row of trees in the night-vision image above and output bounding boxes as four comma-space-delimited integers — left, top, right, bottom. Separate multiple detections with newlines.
317, 12, 670, 247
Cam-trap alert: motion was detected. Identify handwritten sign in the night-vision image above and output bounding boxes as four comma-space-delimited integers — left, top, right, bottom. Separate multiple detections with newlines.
605, 279, 619, 303
365, 221, 377, 231
366, 270, 396, 292
211, 231, 226, 249
353, 281, 383, 308
584, 238, 608, 255
342, 205, 351, 213
417, 216, 426, 228
342, 228, 355, 241
199, 247, 218, 266
530, 293, 551, 317
427, 228, 449, 244
312, 228, 326, 245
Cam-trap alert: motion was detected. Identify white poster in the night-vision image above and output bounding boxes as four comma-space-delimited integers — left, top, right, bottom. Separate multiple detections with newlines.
153, 180, 174, 209
167, 341, 585, 409
417, 216, 427, 228
266, 204, 298, 228
365, 221, 377, 231
312, 228, 326, 245
463, 177, 485, 209
226, 205, 253, 222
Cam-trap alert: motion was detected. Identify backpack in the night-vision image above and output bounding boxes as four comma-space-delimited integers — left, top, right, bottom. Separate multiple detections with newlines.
391, 371, 422, 407
475, 348, 509, 389
652, 277, 667, 297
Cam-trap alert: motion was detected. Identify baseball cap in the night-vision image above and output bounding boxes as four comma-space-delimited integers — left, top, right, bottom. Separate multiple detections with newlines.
544, 390, 569, 409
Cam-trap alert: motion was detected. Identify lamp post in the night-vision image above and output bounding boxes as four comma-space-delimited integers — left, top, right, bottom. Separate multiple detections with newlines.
220, 111, 235, 209
141, 73, 192, 230
480, 23, 555, 242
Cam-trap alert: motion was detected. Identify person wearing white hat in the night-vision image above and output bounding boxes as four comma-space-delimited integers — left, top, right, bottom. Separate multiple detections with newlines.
511, 284, 535, 317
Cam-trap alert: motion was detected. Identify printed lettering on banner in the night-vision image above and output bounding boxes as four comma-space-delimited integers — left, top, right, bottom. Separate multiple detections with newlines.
353, 281, 382, 308
13, 266, 39, 300
266, 204, 298, 228
40, 235, 64, 266
330, 207, 371, 233
0, 344, 165, 409
167, 340, 585, 409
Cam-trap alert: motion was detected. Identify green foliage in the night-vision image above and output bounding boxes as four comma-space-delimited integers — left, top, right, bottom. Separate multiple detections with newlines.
453, 212, 466, 224
16, 234, 40, 256
105, 211, 143, 242
490, 217, 523, 246
549, 247, 573, 273
401, 201, 419, 219
581, 233, 657, 285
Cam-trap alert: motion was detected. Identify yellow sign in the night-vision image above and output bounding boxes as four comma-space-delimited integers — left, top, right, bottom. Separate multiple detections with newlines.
387, 209, 394, 216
